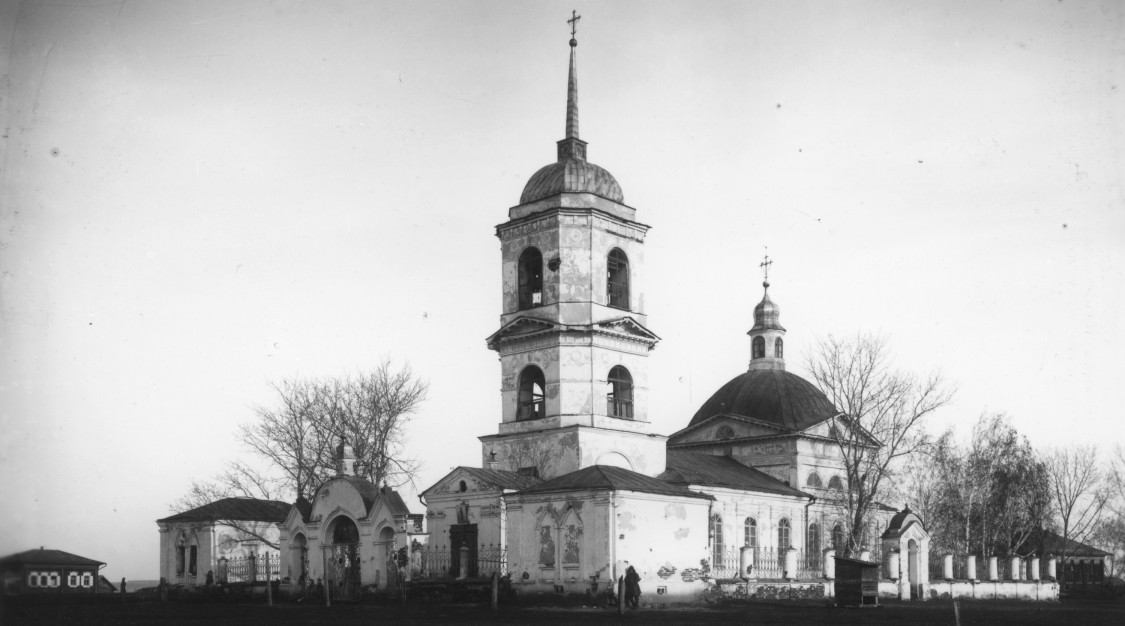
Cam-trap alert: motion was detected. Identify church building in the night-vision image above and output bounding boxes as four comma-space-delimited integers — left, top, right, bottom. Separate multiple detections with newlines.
419, 20, 894, 602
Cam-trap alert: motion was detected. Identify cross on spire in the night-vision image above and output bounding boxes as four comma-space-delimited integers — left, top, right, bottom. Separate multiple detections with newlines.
568, 10, 581, 38
760, 253, 773, 285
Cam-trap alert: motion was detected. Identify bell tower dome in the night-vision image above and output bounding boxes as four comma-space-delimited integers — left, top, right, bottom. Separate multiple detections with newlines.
480, 14, 666, 479
748, 255, 786, 371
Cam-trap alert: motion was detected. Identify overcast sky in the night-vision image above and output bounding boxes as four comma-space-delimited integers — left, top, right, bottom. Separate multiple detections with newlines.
1, 0, 1121, 581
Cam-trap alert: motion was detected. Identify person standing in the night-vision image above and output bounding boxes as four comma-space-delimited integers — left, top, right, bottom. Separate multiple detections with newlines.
624, 566, 641, 609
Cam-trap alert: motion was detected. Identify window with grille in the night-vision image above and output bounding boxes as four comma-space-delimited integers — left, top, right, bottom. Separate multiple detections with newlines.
752, 336, 765, 359
778, 518, 791, 549
606, 366, 634, 419
518, 248, 544, 309
744, 517, 757, 549
606, 248, 629, 309
518, 366, 546, 420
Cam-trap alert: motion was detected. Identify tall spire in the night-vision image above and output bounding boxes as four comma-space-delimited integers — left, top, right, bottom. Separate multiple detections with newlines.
558, 11, 588, 162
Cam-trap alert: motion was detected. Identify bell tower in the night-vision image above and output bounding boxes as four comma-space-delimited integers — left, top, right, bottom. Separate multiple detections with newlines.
479, 17, 666, 479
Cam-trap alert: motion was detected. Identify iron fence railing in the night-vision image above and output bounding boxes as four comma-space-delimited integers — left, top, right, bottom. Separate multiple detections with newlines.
710, 547, 822, 580
216, 552, 280, 584
415, 544, 507, 580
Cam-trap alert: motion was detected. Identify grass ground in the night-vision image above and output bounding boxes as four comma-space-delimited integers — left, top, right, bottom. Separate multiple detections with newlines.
3, 595, 1124, 625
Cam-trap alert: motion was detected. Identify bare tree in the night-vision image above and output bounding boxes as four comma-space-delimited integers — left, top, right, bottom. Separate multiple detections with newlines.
806, 333, 953, 555
1045, 445, 1110, 571
173, 361, 427, 512
170, 462, 287, 549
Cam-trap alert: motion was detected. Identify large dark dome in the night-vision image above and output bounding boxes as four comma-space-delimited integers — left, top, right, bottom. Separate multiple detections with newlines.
688, 369, 838, 431
520, 157, 624, 204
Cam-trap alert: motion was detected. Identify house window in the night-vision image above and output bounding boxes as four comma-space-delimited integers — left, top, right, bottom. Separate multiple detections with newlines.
607, 366, 634, 418
752, 336, 765, 359
517, 366, 546, 420
778, 518, 791, 549
744, 517, 757, 551
828, 475, 844, 490
808, 523, 821, 553
518, 247, 543, 309
807, 472, 823, 488
711, 514, 724, 568
607, 248, 629, 309
775, 337, 784, 358
832, 523, 846, 552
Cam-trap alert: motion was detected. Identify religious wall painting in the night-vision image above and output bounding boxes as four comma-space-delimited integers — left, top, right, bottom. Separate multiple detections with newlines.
563, 524, 582, 565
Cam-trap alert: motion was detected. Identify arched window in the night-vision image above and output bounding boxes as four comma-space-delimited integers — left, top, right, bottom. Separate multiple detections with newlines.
808, 522, 821, 553
807, 472, 823, 488
832, 523, 846, 552
752, 336, 765, 359
187, 535, 198, 576
778, 518, 791, 549
606, 366, 633, 419
744, 517, 757, 551
518, 366, 546, 420
332, 517, 360, 545
518, 247, 543, 309
716, 425, 735, 440
775, 337, 784, 359
607, 248, 630, 309
711, 514, 724, 568
828, 475, 844, 490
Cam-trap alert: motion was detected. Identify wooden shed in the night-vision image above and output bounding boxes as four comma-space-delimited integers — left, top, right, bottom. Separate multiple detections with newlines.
834, 556, 879, 607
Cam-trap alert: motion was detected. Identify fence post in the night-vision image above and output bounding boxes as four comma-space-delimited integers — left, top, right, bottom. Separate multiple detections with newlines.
823, 549, 835, 579
491, 572, 499, 610
988, 556, 998, 581
617, 575, 625, 615
943, 554, 954, 580
784, 547, 798, 581
966, 555, 977, 581
1030, 556, 1041, 581
1009, 556, 1020, 581
739, 546, 754, 580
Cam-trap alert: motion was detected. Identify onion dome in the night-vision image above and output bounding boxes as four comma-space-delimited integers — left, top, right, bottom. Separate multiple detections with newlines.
519, 27, 624, 205
687, 368, 839, 430
751, 282, 785, 332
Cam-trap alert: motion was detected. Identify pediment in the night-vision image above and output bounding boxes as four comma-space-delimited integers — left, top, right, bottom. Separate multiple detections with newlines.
594, 317, 660, 344
421, 467, 507, 499
667, 413, 792, 445
486, 317, 558, 350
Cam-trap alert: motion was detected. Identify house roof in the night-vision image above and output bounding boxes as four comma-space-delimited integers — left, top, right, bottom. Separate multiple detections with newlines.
157, 497, 291, 524
658, 451, 811, 499
0, 548, 104, 569
517, 465, 712, 500
1021, 529, 1112, 558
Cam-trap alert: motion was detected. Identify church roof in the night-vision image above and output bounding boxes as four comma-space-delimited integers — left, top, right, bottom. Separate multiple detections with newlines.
520, 158, 624, 204
0, 548, 105, 568
157, 497, 291, 524
517, 465, 711, 500
518, 21, 624, 206
687, 368, 839, 431
458, 466, 543, 490
659, 451, 811, 499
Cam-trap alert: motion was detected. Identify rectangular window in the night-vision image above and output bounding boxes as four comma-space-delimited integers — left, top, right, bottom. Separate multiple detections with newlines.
563, 525, 582, 565
538, 526, 556, 567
